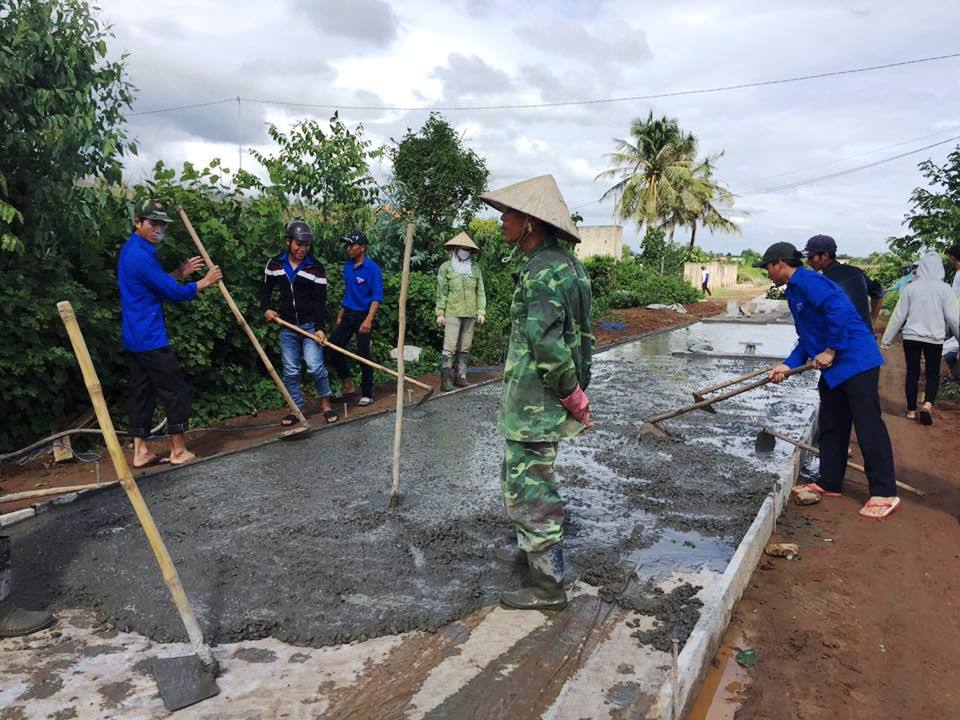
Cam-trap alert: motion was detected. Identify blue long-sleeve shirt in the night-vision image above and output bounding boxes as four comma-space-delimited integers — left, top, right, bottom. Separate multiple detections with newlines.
118, 233, 198, 352
783, 265, 883, 388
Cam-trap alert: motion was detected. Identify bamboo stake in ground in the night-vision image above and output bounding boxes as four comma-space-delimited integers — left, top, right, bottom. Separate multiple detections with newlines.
56, 301, 217, 669
176, 206, 306, 426
390, 223, 416, 509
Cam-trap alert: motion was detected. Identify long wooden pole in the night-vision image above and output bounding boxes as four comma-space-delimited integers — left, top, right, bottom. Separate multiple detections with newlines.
1, 481, 118, 504
390, 223, 415, 508
271, 316, 432, 392
56, 301, 216, 668
176, 207, 306, 426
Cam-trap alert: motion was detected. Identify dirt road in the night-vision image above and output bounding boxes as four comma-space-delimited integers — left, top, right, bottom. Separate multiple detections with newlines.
691, 342, 960, 720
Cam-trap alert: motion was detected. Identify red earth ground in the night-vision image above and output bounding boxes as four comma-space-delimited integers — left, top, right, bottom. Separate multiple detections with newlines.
0, 286, 760, 514
690, 341, 960, 720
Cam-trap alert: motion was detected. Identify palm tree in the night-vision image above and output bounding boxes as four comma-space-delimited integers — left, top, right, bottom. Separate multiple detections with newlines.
677, 154, 740, 249
596, 112, 698, 232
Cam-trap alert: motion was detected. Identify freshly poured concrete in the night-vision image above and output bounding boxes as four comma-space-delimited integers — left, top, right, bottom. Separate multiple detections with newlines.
1, 322, 818, 718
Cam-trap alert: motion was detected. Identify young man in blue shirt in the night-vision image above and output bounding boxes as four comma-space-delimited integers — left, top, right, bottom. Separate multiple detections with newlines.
118, 200, 222, 467
327, 231, 383, 406
756, 242, 899, 520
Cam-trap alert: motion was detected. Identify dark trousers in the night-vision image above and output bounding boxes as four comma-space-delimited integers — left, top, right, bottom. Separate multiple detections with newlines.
328, 309, 373, 398
701, 282, 711, 296
818, 367, 896, 497
902, 339, 942, 409
127, 347, 191, 437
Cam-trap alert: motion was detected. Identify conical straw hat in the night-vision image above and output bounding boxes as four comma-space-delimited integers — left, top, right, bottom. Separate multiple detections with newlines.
480, 175, 581, 243
443, 232, 480, 252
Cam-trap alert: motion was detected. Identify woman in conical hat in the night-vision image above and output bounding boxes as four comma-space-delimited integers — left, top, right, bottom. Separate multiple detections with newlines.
434, 232, 486, 392
477, 175, 593, 612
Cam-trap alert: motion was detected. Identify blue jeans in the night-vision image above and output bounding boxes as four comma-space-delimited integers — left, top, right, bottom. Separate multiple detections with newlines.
279, 323, 331, 408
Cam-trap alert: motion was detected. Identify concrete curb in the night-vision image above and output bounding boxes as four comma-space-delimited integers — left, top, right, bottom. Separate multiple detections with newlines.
646, 409, 818, 720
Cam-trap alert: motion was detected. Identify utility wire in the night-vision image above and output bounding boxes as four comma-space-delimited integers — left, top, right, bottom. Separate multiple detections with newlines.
735, 134, 960, 197
128, 52, 960, 116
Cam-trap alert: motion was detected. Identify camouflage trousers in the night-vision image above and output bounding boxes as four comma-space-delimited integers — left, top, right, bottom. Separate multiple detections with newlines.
500, 440, 564, 553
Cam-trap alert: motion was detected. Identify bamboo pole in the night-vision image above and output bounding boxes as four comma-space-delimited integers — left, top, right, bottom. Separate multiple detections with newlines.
1, 481, 118, 504
176, 207, 306, 426
56, 301, 216, 668
390, 223, 415, 508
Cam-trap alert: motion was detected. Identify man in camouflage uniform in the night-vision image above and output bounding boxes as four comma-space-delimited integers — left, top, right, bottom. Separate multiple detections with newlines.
480, 175, 594, 611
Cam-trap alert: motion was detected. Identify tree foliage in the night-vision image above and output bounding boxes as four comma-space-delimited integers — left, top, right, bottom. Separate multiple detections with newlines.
888, 147, 960, 258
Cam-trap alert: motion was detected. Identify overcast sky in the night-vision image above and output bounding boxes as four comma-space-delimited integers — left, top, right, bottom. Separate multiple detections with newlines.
101, 0, 960, 256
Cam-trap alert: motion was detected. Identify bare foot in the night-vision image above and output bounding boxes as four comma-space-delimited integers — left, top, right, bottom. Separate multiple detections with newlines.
133, 453, 161, 469
168, 450, 197, 465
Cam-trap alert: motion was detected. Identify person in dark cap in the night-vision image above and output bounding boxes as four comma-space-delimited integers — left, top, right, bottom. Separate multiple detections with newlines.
803, 234, 884, 331
327, 231, 383, 406
118, 199, 222, 468
261, 220, 337, 425
755, 242, 899, 520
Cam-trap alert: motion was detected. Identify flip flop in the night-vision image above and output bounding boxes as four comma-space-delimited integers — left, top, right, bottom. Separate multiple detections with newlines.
280, 414, 300, 427
332, 389, 359, 401
324, 409, 339, 423
919, 403, 933, 426
858, 497, 901, 521
793, 483, 842, 497
357, 397, 373, 407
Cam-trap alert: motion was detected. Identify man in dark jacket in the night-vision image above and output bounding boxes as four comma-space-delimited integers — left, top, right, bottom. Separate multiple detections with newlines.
261, 221, 337, 424
804, 234, 884, 331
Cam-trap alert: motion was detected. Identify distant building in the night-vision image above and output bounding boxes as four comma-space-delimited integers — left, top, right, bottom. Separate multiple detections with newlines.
574, 225, 623, 260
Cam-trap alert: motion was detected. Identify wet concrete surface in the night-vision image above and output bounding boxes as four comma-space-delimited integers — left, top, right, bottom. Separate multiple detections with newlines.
8, 323, 817, 655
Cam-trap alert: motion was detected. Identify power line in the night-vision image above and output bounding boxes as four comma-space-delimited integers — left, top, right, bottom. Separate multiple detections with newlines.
735, 134, 960, 197
128, 51, 960, 116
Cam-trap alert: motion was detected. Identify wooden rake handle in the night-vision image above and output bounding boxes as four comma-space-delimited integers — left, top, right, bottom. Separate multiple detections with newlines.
646, 361, 815, 425
270, 316, 432, 393
692, 363, 778, 397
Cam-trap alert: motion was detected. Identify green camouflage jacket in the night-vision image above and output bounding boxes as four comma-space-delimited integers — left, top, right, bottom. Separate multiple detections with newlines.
497, 238, 594, 442
435, 261, 486, 318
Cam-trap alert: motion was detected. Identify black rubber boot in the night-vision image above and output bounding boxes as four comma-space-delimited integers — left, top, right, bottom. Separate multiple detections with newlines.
500, 543, 568, 611
493, 544, 526, 564
0, 536, 55, 638
454, 352, 470, 388
440, 366, 455, 392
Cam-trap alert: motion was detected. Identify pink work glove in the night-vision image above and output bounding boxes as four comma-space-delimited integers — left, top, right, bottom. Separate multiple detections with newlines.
560, 385, 593, 429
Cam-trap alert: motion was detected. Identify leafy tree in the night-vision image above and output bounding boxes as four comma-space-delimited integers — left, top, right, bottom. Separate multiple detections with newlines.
388, 112, 488, 264
888, 147, 960, 258
249, 114, 380, 264
0, 0, 136, 255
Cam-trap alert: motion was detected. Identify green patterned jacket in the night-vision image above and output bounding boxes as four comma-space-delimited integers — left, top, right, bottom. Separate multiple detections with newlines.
435, 261, 486, 318
497, 237, 593, 442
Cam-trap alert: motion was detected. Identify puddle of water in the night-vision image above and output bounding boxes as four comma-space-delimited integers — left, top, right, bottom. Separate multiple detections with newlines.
626, 528, 733, 581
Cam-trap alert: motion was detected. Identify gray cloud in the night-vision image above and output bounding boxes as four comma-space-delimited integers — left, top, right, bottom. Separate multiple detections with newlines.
431, 53, 514, 102
295, 0, 400, 45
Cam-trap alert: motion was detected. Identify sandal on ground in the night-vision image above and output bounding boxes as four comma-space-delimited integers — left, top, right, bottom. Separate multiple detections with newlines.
280, 414, 300, 427
919, 402, 934, 426
905, 410, 917, 420
332, 389, 358, 401
357, 397, 373, 407
323, 409, 339, 423
858, 496, 901, 521
793, 483, 842, 498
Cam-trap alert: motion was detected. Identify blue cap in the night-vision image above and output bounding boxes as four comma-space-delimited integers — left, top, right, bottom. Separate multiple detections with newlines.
803, 234, 837, 257
341, 231, 368, 246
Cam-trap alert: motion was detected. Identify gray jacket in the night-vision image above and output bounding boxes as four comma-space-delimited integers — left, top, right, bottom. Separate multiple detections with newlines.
882, 252, 960, 346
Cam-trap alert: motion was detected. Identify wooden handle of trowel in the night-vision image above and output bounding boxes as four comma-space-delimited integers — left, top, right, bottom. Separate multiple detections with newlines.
761, 427, 926, 497
271, 316, 432, 392
646, 362, 815, 425
693, 364, 778, 397
177, 206, 306, 425
56, 301, 216, 668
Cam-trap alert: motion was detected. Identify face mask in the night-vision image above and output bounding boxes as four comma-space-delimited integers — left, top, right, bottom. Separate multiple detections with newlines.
455, 248, 471, 261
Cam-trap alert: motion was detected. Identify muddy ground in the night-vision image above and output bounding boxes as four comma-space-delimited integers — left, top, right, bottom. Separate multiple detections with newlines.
7, 321, 817, 658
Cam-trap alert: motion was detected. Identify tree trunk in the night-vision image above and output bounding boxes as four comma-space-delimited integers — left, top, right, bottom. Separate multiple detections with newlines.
688, 221, 698, 250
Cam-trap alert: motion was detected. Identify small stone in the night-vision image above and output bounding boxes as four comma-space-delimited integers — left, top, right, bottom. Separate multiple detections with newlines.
765, 543, 800, 559
794, 489, 821, 506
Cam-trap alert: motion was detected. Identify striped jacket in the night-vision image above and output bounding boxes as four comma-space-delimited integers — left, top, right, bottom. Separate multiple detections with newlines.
259, 253, 328, 327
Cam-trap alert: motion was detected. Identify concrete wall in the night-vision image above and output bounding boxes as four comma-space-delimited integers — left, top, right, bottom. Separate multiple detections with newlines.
684, 261, 737, 290
574, 225, 623, 260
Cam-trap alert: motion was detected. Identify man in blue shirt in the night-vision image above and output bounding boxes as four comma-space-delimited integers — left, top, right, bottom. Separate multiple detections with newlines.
327, 231, 383, 406
755, 242, 899, 520
118, 200, 221, 467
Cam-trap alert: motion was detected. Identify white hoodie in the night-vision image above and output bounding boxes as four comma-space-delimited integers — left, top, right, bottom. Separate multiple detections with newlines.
882, 252, 960, 346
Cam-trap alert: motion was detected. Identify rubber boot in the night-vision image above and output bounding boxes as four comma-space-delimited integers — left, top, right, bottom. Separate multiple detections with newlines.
440, 358, 455, 393
500, 543, 568, 611
493, 541, 526, 564
0, 536, 55, 638
454, 352, 470, 388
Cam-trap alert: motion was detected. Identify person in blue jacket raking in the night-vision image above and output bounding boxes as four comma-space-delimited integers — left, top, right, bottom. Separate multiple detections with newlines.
754, 242, 899, 521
